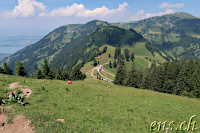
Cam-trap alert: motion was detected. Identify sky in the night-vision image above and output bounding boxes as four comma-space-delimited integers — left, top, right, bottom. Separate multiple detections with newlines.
0, 0, 199, 36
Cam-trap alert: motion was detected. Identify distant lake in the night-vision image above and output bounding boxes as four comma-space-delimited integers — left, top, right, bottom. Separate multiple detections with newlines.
0, 46, 26, 54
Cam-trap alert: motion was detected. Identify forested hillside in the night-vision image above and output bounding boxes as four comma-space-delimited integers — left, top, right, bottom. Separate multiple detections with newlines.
1, 20, 110, 75
112, 12, 200, 61
1, 20, 160, 76
2, 12, 199, 76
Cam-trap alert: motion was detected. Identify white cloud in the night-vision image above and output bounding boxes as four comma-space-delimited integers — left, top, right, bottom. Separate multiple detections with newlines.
49, 2, 129, 18
145, 9, 175, 18
130, 9, 175, 21
159, 2, 185, 9
137, 10, 144, 15
4, 0, 46, 18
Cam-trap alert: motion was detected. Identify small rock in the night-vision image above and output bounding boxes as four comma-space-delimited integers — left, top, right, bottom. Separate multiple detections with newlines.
56, 119, 65, 123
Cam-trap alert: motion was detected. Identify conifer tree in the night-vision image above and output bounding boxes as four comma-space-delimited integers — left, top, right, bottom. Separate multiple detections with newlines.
114, 47, 121, 59
70, 65, 85, 81
109, 61, 112, 68
114, 61, 126, 85
124, 48, 130, 61
130, 52, 135, 61
150, 65, 164, 92
42, 59, 54, 79
93, 58, 97, 66
141, 63, 156, 89
113, 59, 117, 68
103, 46, 107, 53
34, 69, 43, 79
3, 61, 12, 75
121, 55, 125, 65
109, 54, 111, 58
56, 66, 62, 80
61, 70, 69, 81
0, 66, 3, 73
125, 62, 138, 87
15, 60, 26, 77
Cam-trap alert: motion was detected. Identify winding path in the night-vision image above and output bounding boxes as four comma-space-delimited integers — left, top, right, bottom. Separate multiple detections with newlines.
88, 54, 154, 82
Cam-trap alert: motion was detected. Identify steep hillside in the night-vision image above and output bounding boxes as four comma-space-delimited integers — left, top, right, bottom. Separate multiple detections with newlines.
1, 20, 167, 76
0, 53, 10, 62
112, 12, 200, 61
1, 20, 110, 75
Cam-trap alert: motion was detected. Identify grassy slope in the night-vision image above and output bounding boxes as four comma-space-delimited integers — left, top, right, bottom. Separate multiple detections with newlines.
104, 57, 149, 75
82, 43, 166, 76
147, 52, 166, 63
81, 45, 115, 73
0, 74, 200, 132
121, 43, 152, 56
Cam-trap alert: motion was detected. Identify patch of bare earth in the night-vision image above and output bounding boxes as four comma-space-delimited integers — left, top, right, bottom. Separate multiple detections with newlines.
0, 113, 34, 133
0, 82, 35, 133
8, 82, 32, 98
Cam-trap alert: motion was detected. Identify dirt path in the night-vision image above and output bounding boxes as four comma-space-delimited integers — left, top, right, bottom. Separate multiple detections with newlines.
135, 55, 151, 68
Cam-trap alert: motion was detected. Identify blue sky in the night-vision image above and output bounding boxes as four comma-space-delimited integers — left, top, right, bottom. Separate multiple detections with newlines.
0, 0, 199, 36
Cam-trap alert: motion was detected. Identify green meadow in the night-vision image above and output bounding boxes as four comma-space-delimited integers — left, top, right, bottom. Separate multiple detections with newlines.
0, 74, 200, 132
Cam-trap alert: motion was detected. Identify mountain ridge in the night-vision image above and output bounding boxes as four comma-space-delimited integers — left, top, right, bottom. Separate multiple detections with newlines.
2, 12, 199, 75
2, 20, 153, 76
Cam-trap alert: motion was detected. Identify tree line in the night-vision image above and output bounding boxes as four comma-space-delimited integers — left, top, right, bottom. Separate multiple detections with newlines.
114, 59, 200, 98
0, 59, 86, 81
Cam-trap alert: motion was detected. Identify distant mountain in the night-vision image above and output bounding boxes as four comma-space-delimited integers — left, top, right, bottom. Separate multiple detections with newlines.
6, 12, 197, 76
0, 53, 10, 62
112, 12, 200, 61
3, 20, 159, 76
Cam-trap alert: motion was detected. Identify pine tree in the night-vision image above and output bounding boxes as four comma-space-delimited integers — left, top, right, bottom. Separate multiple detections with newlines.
113, 59, 117, 68
34, 69, 43, 79
93, 58, 97, 66
141, 63, 156, 89
114, 47, 121, 59
61, 70, 69, 81
0, 66, 3, 73
15, 60, 26, 77
124, 48, 130, 61
3, 61, 12, 75
70, 65, 85, 81
103, 46, 107, 53
130, 52, 135, 61
56, 66, 62, 80
114, 61, 126, 85
109, 54, 111, 58
121, 55, 125, 65
109, 61, 112, 68
42, 59, 54, 79
125, 62, 138, 87
150, 65, 165, 92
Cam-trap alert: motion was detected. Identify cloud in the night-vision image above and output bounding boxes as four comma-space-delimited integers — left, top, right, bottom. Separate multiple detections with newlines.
49, 2, 129, 18
145, 9, 175, 18
159, 2, 185, 9
3, 0, 46, 18
130, 9, 175, 21
137, 10, 144, 15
